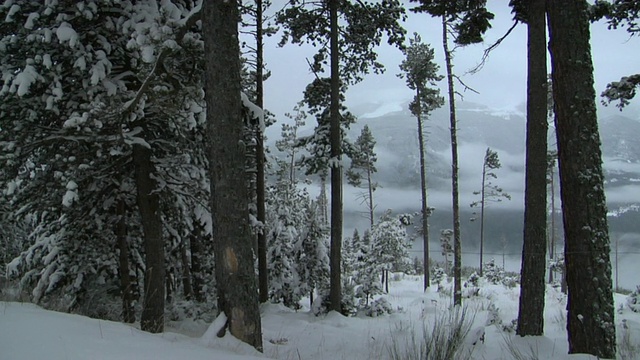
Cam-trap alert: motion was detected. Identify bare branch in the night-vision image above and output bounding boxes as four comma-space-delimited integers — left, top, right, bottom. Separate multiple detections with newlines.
468, 20, 519, 75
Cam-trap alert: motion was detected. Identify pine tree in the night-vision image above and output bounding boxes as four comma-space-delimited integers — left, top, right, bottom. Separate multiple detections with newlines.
399, 33, 444, 290
470, 148, 511, 276
410, 0, 494, 306
298, 200, 331, 307
547, 1, 616, 357
277, 0, 406, 313
369, 211, 411, 294
203, 0, 263, 350
346, 125, 378, 228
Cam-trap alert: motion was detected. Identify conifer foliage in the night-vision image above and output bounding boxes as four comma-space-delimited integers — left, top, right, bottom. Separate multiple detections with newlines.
1, 0, 209, 333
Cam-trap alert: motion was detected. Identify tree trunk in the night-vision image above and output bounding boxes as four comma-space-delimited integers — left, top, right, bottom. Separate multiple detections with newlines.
133, 144, 165, 334
442, 15, 462, 306
517, 0, 548, 337
116, 199, 135, 324
479, 165, 486, 276
180, 240, 194, 300
547, 1, 616, 357
366, 159, 374, 228
203, 0, 263, 351
255, 0, 268, 304
416, 91, 430, 290
549, 164, 555, 284
190, 222, 205, 303
328, 0, 343, 313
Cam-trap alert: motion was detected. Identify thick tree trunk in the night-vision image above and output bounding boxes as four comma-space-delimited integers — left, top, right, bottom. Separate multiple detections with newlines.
133, 144, 165, 334
329, 0, 343, 313
416, 95, 430, 290
442, 16, 462, 306
116, 199, 135, 324
203, 0, 263, 351
547, 1, 616, 357
517, 0, 548, 337
255, 0, 268, 304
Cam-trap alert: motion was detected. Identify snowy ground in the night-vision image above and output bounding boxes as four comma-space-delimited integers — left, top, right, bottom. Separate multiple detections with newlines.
2, 275, 639, 360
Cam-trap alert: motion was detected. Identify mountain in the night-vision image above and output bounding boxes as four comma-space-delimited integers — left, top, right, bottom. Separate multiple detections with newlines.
351, 100, 640, 193
344, 101, 640, 253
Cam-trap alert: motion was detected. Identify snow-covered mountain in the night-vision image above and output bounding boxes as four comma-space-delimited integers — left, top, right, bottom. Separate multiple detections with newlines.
351, 100, 640, 198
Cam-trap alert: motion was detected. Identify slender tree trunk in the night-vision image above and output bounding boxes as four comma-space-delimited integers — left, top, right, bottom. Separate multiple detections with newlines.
328, 0, 343, 313
180, 240, 194, 300
255, 0, 268, 304
547, 1, 616, 357
203, 0, 263, 350
133, 144, 165, 333
190, 223, 205, 302
320, 176, 329, 225
442, 16, 462, 306
116, 199, 135, 324
416, 89, 430, 290
385, 269, 389, 294
517, 0, 548, 336
549, 165, 555, 284
479, 166, 486, 276
366, 160, 374, 228
166, 267, 174, 304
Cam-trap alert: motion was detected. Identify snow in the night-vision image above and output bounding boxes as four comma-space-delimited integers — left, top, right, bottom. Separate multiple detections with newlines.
360, 102, 404, 119
12, 65, 41, 96
56, 22, 79, 48
2, 276, 639, 360
23, 12, 39, 29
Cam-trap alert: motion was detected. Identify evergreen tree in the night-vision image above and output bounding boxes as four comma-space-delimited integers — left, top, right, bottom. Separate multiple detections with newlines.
277, 0, 406, 312
410, 0, 494, 306
346, 125, 378, 228
548, 1, 616, 356
369, 211, 411, 293
470, 148, 511, 276
353, 236, 383, 307
398, 33, 444, 290
439, 229, 454, 274
298, 200, 331, 307
0, 1, 208, 331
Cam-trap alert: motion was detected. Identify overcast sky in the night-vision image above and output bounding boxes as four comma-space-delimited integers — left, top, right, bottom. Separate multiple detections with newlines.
260, 1, 639, 125
255, 1, 640, 226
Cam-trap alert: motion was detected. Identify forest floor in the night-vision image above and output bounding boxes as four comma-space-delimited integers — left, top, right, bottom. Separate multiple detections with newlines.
1, 274, 639, 359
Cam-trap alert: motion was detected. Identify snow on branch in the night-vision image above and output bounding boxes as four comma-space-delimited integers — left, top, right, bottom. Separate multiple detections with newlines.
121, 7, 202, 116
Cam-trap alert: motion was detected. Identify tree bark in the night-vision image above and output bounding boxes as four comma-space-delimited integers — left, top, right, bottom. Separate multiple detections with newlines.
133, 144, 165, 333
116, 199, 135, 324
442, 15, 462, 306
416, 88, 430, 290
203, 0, 263, 351
547, 1, 616, 357
517, 0, 548, 337
255, 0, 268, 304
329, 0, 343, 313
